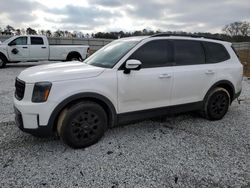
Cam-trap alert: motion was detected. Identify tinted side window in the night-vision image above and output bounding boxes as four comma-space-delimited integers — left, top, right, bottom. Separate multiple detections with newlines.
129, 40, 174, 68
174, 40, 205, 66
10, 37, 27, 45
203, 42, 230, 63
31, 37, 44, 45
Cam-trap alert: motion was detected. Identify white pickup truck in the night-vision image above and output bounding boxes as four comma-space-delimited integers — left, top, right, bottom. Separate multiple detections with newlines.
0, 35, 89, 68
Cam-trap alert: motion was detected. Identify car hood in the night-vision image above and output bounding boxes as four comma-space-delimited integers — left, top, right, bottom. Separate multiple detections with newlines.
18, 62, 105, 83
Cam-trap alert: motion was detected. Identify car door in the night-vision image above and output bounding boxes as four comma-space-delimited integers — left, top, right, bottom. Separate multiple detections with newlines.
7, 36, 29, 61
29, 36, 48, 60
117, 40, 174, 113
170, 40, 217, 105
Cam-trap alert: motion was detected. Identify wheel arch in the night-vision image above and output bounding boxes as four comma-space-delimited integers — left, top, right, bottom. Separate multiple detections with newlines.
48, 92, 117, 133
66, 51, 82, 61
0, 52, 8, 62
203, 80, 235, 103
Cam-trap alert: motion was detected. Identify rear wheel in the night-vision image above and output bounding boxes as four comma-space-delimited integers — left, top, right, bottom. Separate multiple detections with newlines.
201, 87, 230, 120
67, 54, 82, 61
58, 101, 107, 148
0, 56, 6, 68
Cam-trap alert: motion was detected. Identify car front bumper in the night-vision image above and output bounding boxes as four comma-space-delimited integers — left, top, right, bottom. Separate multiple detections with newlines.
14, 106, 54, 137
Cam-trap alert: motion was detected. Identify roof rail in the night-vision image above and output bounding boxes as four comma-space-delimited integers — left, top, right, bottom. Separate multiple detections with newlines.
150, 33, 225, 41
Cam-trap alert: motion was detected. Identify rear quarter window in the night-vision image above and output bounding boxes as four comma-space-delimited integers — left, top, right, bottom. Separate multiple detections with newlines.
203, 42, 230, 63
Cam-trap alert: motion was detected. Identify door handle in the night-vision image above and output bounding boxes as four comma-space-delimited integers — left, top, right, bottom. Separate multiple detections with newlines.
159, 73, 171, 79
41, 47, 47, 49
22, 47, 28, 49
205, 70, 215, 75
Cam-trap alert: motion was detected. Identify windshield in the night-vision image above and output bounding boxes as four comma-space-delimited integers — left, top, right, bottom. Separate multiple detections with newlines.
84, 39, 140, 68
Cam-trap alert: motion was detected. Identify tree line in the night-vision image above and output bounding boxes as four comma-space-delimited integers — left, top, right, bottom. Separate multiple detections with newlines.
0, 21, 250, 42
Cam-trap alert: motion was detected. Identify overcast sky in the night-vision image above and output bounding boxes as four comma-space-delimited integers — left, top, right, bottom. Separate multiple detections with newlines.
0, 0, 249, 33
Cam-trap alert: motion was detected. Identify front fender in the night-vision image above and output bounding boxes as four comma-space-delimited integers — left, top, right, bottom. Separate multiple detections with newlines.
47, 92, 118, 132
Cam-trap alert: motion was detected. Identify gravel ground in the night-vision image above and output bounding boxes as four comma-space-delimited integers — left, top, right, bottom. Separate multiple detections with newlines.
0, 62, 250, 188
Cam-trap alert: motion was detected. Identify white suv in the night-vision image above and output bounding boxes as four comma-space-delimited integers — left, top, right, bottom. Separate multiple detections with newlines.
14, 34, 243, 148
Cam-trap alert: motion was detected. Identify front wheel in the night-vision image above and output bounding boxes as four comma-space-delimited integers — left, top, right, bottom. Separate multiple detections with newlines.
58, 101, 107, 149
201, 87, 230, 120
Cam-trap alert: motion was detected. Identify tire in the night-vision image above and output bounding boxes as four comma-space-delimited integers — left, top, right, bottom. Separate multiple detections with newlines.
201, 87, 230, 120
0, 56, 6, 68
67, 54, 82, 61
58, 101, 107, 149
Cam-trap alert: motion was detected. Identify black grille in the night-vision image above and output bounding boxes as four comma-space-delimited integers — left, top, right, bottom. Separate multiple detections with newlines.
15, 78, 25, 100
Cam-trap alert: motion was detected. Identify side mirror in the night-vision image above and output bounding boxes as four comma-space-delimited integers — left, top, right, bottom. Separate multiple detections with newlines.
124, 59, 141, 74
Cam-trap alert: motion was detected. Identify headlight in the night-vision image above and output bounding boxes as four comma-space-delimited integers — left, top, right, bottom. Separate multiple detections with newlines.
32, 82, 52, 103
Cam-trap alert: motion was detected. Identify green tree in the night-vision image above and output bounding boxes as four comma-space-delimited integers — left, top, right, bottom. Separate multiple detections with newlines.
15, 29, 21, 35
46, 30, 52, 37
223, 21, 250, 36
26, 27, 37, 35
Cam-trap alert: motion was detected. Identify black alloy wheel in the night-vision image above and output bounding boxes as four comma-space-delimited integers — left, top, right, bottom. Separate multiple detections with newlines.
70, 111, 101, 143
203, 87, 230, 120
59, 101, 107, 148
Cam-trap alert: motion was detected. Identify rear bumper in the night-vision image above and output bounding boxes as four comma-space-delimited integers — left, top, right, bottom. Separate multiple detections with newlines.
14, 106, 54, 137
